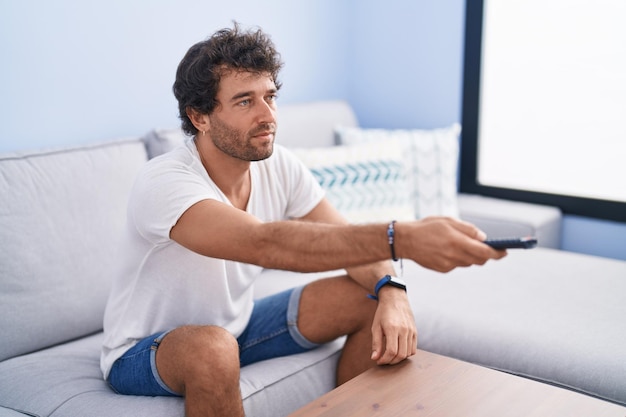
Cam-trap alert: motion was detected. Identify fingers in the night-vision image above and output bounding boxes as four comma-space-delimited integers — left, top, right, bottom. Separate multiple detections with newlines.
408, 217, 507, 272
371, 319, 418, 365
370, 325, 384, 362
375, 334, 397, 365
446, 217, 488, 241
442, 218, 508, 261
374, 331, 417, 365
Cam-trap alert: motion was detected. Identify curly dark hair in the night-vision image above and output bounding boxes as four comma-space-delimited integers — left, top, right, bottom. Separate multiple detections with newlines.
172, 23, 284, 136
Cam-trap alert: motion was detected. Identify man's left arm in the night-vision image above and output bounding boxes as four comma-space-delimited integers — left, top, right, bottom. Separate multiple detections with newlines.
298, 198, 417, 365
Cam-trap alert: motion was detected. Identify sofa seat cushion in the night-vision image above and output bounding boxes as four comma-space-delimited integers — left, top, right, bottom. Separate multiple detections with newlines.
0, 408, 27, 417
0, 333, 343, 417
406, 248, 626, 406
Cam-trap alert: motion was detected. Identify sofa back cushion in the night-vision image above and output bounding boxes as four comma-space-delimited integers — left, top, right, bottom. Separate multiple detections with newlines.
277, 100, 358, 148
0, 139, 147, 361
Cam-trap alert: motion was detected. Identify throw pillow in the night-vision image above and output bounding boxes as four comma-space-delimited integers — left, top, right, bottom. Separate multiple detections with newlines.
335, 124, 461, 219
289, 140, 414, 224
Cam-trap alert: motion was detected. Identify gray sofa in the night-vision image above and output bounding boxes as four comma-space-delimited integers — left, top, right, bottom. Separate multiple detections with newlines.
1, 101, 625, 417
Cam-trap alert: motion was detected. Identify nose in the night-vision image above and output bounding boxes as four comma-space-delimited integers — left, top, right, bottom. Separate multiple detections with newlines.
256, 99, 277, 125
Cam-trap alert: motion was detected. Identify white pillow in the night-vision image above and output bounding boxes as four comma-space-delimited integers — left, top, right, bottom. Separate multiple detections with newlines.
290, 140, 414, 224
335, 124, 461, 219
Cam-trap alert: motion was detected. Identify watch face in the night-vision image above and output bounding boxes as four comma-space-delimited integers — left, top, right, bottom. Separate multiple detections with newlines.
389, 276, 406, 286
386, 276, 406, 292
373, 275, 407, 298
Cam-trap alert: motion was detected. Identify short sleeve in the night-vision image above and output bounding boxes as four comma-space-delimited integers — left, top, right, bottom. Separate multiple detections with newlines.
128, 153, 218, 244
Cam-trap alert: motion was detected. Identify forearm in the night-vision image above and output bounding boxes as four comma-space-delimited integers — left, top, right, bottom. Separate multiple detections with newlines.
344, 261, 398, 292
248, 220, 392, 273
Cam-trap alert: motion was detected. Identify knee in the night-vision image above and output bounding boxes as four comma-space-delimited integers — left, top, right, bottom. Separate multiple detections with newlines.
179, 325, 240, 377
193, 326, 238, 360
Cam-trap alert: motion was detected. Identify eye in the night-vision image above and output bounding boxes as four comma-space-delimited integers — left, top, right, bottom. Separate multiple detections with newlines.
238, 99, 251, 107
266, 94, 278, 103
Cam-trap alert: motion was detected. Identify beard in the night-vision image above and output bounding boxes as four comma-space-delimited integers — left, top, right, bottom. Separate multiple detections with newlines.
208, 114, 275, 162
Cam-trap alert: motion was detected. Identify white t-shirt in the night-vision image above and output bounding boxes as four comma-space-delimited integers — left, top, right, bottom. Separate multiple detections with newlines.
100, 139, 324, 379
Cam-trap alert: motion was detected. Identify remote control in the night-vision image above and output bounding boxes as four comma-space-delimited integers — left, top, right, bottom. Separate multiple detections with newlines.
484, 236, 538, 249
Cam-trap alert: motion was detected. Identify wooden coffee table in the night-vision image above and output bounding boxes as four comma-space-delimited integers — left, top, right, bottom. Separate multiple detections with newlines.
289, 350, 626, 416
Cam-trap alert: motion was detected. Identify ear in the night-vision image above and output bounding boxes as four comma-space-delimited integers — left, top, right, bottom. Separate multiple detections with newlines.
186, 107, 211, 133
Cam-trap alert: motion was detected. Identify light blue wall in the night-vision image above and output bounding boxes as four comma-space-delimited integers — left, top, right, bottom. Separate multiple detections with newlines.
562, 216, 626, 261
1, 0, 624, 260
346, 0, 466, 130
0, 0, 350, 151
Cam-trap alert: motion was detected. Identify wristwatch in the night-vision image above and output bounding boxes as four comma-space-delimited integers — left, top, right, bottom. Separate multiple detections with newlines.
368, 275, 407, 300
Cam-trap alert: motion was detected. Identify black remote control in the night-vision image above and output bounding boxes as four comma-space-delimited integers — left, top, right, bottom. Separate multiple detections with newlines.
484, 236, 538, 249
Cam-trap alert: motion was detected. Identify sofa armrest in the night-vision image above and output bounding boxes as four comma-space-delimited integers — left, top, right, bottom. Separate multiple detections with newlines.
458, 194, 562, 249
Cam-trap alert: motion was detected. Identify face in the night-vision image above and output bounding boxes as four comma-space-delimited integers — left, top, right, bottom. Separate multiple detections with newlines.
208, 70, 278, 162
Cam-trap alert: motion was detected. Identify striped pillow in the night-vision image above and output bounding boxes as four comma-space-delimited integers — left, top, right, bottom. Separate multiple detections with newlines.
335, 124, 461, 219
290, 140, 414, 224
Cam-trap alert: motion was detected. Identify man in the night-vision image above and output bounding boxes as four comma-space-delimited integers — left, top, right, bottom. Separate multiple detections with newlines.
101, 24, 505, 416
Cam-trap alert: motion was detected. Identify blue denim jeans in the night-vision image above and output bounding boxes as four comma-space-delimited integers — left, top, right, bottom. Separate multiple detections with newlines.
107, 286, 319, 396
